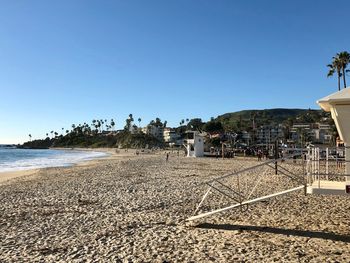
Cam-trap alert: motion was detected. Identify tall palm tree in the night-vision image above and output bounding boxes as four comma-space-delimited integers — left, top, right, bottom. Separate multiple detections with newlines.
327, 56, 342, 91
100, 119, 104, 131
110, 119, 115, 131
138, 118, 141, 128
338, 51, 350, 88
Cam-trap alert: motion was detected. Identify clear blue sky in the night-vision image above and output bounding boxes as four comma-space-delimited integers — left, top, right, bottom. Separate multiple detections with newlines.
1, 0, 349, 143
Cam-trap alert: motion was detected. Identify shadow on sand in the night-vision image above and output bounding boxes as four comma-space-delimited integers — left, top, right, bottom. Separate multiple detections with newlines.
196, 223, 350, 243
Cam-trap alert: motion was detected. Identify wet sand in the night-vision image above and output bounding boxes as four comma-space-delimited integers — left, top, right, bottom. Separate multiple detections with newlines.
0, 169, 39, 185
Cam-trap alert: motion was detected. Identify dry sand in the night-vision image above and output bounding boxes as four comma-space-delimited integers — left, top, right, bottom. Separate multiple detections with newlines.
0, 151, 349, 262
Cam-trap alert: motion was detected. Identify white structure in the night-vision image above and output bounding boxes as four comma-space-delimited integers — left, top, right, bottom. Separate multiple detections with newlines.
185, 131, 204, 157
163, 128, 178, 143
142, 126, 164, 141
185, 89, 350, 222
256, 124, 284, 145
307, 88, 350, 195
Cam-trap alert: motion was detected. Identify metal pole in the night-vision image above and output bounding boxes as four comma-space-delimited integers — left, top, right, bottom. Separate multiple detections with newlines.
326, 147, 329, 180
274, 140, 278, 175
317, 148, 320, 188
306, 148, 310, 185
187, 185, 305, 221
194, 187, 211, 214
222, 142, 224, 159
346, 145, 350, 183
302, 153, 306, 195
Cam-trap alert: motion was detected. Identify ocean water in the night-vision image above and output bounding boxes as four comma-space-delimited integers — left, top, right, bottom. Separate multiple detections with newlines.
0, 146, 107, 173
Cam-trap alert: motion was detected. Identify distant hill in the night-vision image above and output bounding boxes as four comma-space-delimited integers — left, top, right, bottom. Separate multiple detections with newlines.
215, 108, 330, 131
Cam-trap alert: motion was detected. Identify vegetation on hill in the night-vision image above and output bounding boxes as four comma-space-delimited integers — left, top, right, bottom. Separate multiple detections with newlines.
22, 108, 335, 149
21, 131, 164, 149
185, 108, 333, 133
19, 138, 53, 149
22, 115, 165, 149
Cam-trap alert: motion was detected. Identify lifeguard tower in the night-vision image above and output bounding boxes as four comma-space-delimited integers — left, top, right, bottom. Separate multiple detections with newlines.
186, 89, 350, 222
306, 88, 350, 195
184, 131, 204, 157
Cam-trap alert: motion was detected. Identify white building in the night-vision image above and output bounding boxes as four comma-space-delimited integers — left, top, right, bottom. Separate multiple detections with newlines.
142, 125, 164, 141
256, 125, 285, 144
185, 131, 204, 157
291, 123, 332, 144
163, 128, 178, 143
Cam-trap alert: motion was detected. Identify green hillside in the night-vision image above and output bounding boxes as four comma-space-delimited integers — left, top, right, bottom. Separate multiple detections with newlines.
215, 108, 331, 131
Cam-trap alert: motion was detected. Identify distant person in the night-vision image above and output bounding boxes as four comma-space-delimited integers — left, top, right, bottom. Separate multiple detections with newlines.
257, 150, 262, 161
264, 150, 269, 160
166, 152, 169, 162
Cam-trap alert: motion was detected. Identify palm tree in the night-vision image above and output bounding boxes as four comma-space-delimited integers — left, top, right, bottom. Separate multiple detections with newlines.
125, 114, 134, 131
110, 119, 115, 131
327, 56, 342, 91
100, 119, 104, 131
138, 118, 141, 128
338, 51, 350, 88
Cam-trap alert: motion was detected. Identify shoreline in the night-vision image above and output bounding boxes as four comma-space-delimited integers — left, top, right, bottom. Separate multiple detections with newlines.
0, 148, 114, 184
0, 147, 159, 184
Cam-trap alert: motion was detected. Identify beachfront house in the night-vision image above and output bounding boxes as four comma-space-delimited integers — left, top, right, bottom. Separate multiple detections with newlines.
163, 127, 179, 144
141, 125, 164, 141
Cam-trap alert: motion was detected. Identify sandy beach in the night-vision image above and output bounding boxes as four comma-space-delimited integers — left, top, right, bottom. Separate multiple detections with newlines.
0, 169, 39, 185
0, 150, 349, 262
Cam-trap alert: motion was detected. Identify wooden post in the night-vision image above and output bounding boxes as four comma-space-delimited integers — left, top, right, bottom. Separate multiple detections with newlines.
222, 142, 224, 159
274, 140, 278, 175
326, 147, 329, 180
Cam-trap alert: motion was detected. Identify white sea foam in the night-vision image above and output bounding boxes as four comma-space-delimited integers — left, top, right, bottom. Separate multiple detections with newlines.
0, 149, 108, 173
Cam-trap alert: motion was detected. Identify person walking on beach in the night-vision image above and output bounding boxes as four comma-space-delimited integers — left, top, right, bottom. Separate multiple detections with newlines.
166, 152, 169, 162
